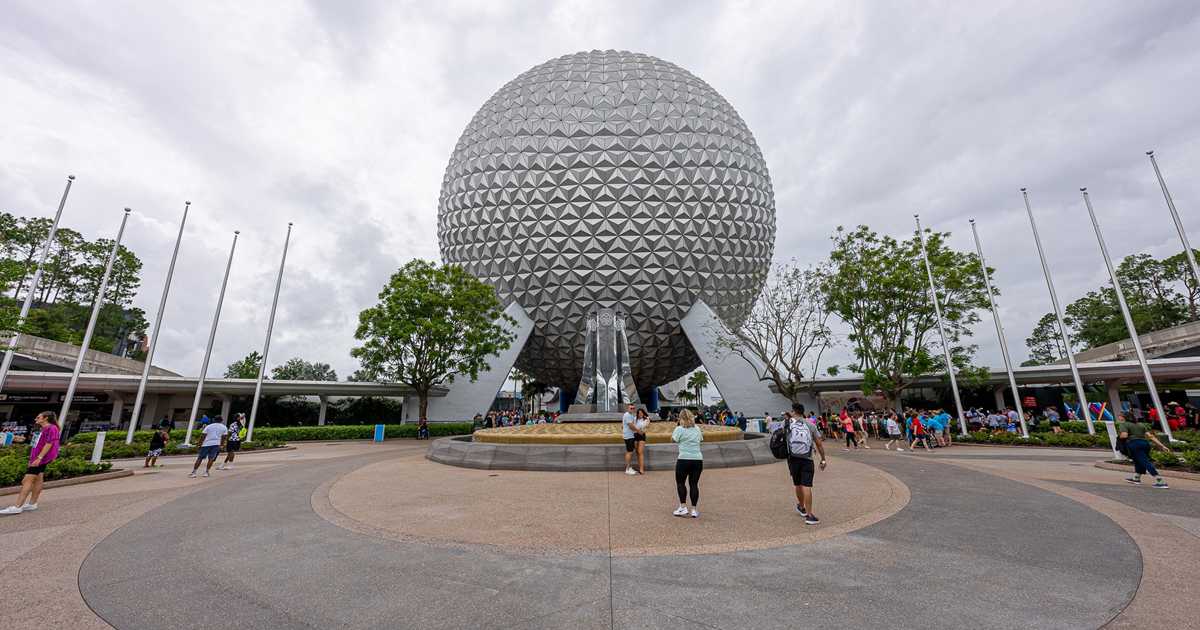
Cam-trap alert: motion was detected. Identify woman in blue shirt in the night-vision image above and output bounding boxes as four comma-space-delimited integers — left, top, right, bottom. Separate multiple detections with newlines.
671, 409, 704, 518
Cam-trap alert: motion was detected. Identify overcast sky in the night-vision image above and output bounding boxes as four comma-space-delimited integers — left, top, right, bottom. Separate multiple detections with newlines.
2, 1, 1199, 382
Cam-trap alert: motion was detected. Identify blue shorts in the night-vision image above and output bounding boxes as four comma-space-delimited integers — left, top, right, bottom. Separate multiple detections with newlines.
198, 445, 221, 461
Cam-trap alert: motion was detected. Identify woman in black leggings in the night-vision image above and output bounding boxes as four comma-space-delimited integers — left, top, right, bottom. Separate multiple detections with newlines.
671, 409, 704, 518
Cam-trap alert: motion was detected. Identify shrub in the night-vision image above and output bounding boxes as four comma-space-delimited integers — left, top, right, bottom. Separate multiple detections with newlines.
250, 423, 474, 442
0, 448, 112, 487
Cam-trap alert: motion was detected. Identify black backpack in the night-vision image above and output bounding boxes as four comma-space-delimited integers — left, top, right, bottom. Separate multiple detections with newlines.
769, 423, 791, 459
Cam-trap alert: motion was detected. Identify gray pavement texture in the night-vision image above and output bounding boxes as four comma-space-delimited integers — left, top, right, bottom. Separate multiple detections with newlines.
1055, 480, 1200, 519
79, 449, 1140, 630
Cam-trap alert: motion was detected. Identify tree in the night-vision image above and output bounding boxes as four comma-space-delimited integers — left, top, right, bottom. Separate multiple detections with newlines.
524, 380, 552, 413
271, 357, 338, 381
352, 260, 515, 420
675, 390, 696, 405
1162, 249, 1200, 320
1023, 312, 1071, 366
225, 351, 263, 379
820, 225, 991, 409
685, 371, 709, 406
713, 261, 834, 405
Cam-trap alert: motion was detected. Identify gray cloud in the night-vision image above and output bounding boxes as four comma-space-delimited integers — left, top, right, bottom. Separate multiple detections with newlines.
2, 0, 1199, 379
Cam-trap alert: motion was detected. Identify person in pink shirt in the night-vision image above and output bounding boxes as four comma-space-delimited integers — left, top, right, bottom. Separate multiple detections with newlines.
1, 411, 62, 515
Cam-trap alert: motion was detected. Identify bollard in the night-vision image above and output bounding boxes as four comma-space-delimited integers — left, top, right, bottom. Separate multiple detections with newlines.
1102, 420, 1124, 461
92, 431, 107, 464
373, 424, 385, 443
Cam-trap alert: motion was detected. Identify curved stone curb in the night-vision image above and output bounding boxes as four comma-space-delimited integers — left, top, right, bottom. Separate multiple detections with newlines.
427, 434, 777, 471
1094, 460, 1200, 481
0, 468, 133, 496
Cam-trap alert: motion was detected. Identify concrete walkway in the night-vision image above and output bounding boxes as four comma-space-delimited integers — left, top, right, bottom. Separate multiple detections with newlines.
2, 441, 1196, 628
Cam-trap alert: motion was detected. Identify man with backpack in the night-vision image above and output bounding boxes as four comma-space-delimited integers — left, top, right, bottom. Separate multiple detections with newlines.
782, 403, 827, 525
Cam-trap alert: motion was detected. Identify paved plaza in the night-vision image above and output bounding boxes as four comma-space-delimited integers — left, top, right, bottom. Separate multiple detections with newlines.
2, 441, 1198, 629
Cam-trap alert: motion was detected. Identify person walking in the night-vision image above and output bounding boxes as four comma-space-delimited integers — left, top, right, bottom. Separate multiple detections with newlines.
634, 408, 650, 474
671, 408, 703, 518
884, 413, 904, 451
1, 411, 62, 515
909, 414, 932, 452
218, 413, 246, 470
144, 424, 169, 468
841, 411, 857, 451
1118, 413, 1171, 489
786, 405, 828, 525
190, 415, 228, 478
622, 403, 639, 476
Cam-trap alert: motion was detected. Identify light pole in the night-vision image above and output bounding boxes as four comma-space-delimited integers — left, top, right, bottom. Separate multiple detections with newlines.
246, 222, 292, 442
126, 202, 189, 443
183, 231, 239, 447
0, 175, 75, 392
1021, 188, 1095, 434
60, 209, 131, 434
914, 214, 967, 435
1080, 188, 1173, 440
968, 219, 1028, 438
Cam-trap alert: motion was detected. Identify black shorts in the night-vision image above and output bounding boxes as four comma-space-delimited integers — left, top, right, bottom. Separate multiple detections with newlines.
226, 440, 242, 452
787, 456, 815, 487
624, 438, 636, 452
25, 464, 47, 475
634, 433, 646, 442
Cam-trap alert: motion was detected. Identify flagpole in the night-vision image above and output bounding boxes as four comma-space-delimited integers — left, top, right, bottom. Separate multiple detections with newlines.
1022, 188, 1095, 434
125, 201, 190, 444
1080, 188, 1174, 440
59, 209, 131, 436
246, 222, 292, 442
0, 175, 75, 392
914, 214, 968, 435
1147, 150, 1200, 289
183, 231, 239, 447
968, 219, 1028, 438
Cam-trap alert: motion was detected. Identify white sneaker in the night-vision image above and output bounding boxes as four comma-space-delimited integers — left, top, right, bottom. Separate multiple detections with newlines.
202, 471, 210, 478
216, 464, 225, 470
690, 509, 700, 519
896, 448, 904, 452
0, 505, 23, 515
188, 472, 197, 478
672, 506, 689, 517
19, 503, 37, 512
625, 468, 637, 476
223, 464, 233, 470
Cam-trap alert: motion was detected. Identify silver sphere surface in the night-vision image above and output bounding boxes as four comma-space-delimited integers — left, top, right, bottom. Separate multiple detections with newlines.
438, 50, 776, 389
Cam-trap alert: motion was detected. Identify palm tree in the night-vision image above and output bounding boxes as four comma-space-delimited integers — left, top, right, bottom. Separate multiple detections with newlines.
676, 390, 696, 406
524, 381, 552, 413
511, 369, 532, 413
686, 371, 710, 407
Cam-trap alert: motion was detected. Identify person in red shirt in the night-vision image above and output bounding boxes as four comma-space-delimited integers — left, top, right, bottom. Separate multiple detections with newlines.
908, 415, 933, 452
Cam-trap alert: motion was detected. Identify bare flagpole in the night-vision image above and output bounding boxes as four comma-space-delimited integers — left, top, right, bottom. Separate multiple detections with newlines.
59, 209, 132, 435
968, 219, 1028, 438
914, 214, 968, 435
183, 231, 239, 447
246, 222, 292, 442
1080, 188, 1173, 440
1147, 150, 1200, 290
1022, 188, 1095, 434
125, 201, 190, 444
0, 175, 76, 392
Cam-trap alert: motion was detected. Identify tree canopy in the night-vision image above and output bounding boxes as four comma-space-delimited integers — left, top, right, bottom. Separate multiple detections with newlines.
820, 225, 991, 407
351, 260, 515, 419
713, 261, 834, 405
272, 357, 338, 381
224, 351, 263, 379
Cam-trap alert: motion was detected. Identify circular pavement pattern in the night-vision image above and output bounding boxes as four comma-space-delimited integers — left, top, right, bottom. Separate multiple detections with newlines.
79, 445, 1141, 629
318, 454, 907, 556
472, 422, 742, 444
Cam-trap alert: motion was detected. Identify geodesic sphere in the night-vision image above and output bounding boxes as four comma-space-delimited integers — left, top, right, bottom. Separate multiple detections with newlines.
437, 50, 776, 390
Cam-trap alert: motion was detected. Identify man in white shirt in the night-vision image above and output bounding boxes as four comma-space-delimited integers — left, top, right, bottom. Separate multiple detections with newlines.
190, 417, 229, 478
622, 403, 639, 476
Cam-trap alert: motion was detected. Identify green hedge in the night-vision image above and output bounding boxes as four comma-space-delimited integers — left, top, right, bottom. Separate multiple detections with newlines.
958, 430, 1111, 449
58, 440, 285, 460
250, 423, 474, 442
0, 446, 113, 487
